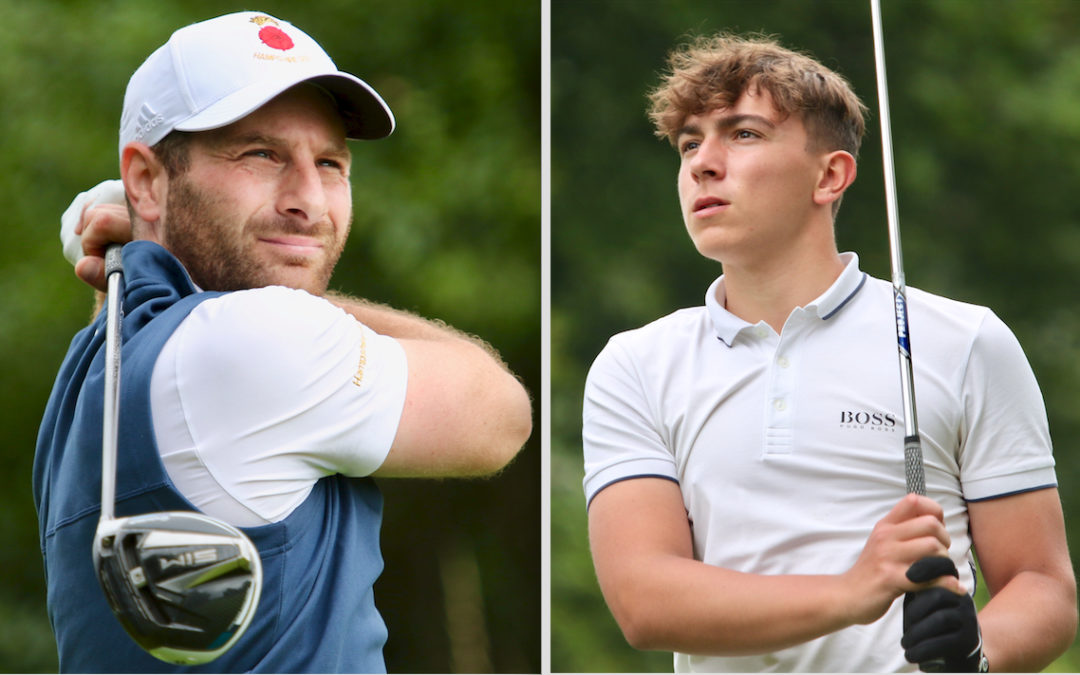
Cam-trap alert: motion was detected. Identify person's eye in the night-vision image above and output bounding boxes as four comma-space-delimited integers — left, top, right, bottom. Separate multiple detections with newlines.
680, 140, 700, 155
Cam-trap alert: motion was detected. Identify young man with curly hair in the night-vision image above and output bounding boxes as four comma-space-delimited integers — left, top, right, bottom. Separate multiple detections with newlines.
582, 33, 1074, 672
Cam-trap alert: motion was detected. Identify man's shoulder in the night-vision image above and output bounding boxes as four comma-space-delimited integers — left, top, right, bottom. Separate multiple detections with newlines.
215, 284, 339, 311
908, 284, 988, 315
195, 285, 348, 328
863, 275, 993, 328
591, 306, 711, 375
172, 286, 359, 362
611, 305, 709, 341
861, 276, 1015, 363
600, 306, 710, 355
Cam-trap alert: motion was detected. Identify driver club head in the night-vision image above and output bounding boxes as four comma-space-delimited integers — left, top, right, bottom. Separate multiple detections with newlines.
92, 510, 262, 665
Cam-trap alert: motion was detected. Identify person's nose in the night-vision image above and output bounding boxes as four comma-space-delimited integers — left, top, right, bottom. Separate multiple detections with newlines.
277, 160, 328, 226
688, 137, 726, 182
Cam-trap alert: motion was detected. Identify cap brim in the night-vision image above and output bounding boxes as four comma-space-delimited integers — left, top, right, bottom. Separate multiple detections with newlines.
311, 73, 395, 140
174, 71, 394, 140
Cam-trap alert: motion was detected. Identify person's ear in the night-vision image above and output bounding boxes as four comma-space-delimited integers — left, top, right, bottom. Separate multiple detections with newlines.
120, 142, 168, 233
813, 150, 857, 208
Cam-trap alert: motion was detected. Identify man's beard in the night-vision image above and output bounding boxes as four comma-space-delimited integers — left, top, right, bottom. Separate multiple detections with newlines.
161, 175, 345, 294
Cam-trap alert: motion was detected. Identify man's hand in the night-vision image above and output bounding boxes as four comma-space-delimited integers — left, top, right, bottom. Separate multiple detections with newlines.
841, 494, 964, 626
903, 556, 985, 672
60, 180, 132, 292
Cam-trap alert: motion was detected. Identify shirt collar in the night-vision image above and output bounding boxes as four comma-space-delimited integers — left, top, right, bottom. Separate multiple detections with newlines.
706, 252, 867, 346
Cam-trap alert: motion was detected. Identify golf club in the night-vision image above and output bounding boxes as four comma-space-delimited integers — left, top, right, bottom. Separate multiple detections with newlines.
91, 244, 263, 665
871, 4, 954, 670
870, 0, 926, 498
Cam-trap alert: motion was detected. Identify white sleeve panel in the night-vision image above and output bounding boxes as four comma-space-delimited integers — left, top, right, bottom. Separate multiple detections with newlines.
582, 337, 678, 507
152, 287, 407, 524
959, 310, 1056, 501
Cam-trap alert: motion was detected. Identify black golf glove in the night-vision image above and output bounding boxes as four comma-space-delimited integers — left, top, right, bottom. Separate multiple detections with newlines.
901, 556, 987, 672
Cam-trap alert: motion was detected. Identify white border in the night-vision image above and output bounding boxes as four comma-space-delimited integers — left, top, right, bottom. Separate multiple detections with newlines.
540, 0, 552, 672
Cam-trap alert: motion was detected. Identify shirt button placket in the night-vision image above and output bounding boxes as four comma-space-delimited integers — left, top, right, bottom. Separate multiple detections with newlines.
764, 328, 795, 456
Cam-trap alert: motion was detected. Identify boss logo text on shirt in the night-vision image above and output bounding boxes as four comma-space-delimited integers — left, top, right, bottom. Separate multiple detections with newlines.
839, 410, 898, 431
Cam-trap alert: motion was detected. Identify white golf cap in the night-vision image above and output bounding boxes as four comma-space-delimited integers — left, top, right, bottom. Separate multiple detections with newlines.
119, 11, 394, 159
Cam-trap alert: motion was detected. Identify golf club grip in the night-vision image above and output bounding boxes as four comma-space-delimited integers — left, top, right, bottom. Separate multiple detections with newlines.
105, 244, 124, 278
100, 244, 124, 522
904, 435, 926, 496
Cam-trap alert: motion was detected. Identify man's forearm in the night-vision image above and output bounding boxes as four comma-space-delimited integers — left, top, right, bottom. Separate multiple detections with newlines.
324, 291, 511, 370
605, 558, 858, 656
978, 570, 1078, 672
592, 480, 861, 657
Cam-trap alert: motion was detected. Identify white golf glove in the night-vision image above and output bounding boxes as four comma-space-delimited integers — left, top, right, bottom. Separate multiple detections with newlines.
60, 179, 126, 266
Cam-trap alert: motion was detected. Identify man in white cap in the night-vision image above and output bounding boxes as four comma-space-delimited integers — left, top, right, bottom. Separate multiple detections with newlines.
34, 11, 531, 672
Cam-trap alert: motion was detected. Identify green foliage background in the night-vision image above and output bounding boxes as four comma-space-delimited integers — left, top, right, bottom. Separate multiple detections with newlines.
552, 0, 1080, 672
8, 0, 1080, 672
0, 1, 538, 672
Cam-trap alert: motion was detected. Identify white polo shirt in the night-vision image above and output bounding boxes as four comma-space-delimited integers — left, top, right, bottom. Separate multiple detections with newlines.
151, 286, 409, 527
582, 252, 1056, 673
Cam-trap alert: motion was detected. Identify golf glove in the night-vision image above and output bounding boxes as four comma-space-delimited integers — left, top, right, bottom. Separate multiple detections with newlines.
902, 556, 987, 672
60, 179, 125, 265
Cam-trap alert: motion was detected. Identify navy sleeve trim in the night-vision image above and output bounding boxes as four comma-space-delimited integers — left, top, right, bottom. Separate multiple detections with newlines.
964, 483, 1057, 503
586, 474, 680, 511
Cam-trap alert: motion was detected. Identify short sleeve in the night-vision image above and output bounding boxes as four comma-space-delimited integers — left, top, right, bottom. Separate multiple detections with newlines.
164, 287, 407, 488
959, 310, 1056, 501
582, 337, 678, 507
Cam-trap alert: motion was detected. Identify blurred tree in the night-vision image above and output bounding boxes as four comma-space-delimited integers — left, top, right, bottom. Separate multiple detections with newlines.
552, 0, 1080, 671
1, 1, 539, 672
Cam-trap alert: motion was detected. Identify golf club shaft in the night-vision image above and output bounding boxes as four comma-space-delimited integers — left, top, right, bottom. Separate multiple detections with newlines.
870, 0, 926, 496
100, 244, 124, 522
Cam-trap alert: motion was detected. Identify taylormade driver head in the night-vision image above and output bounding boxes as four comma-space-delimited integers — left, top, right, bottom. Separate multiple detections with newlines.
92, 510, 262, 665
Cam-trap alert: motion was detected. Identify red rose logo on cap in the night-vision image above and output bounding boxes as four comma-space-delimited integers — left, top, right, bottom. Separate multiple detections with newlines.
259, 26, 294, 51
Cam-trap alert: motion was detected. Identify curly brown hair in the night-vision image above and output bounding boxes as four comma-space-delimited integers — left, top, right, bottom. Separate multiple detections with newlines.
648, 33, 867, 158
